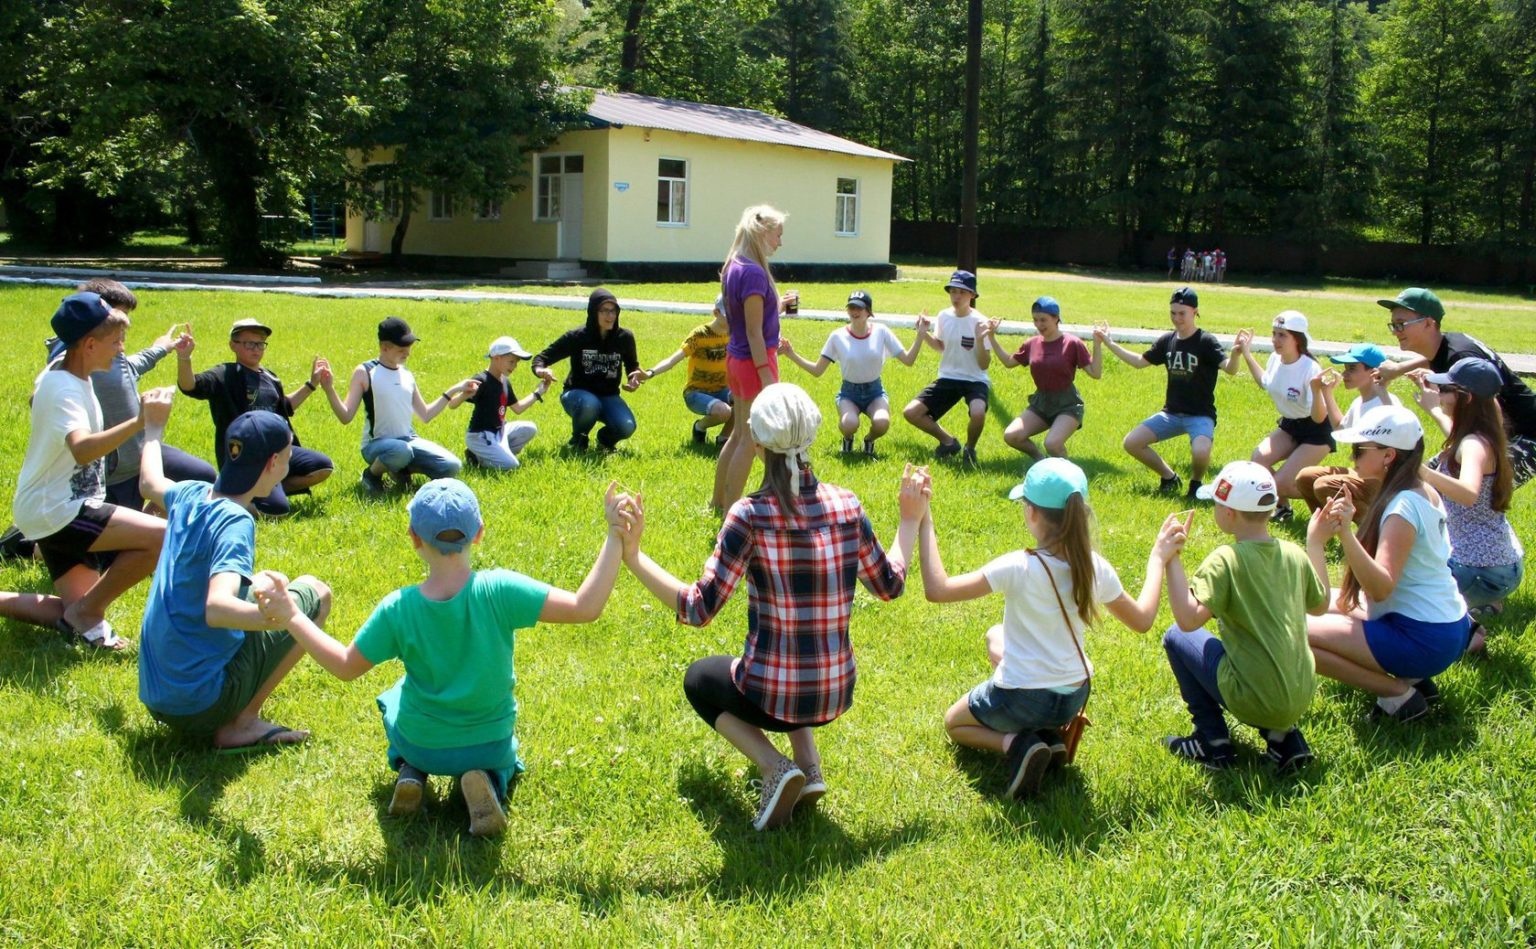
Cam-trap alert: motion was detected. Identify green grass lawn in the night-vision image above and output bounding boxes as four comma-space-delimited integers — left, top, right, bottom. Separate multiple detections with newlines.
1, 285, 1533, 944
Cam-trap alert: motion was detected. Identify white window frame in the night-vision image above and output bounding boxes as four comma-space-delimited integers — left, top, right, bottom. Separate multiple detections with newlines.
473, 197, 502, 221
535, 153, 574, 222
656, 157, 689, 227
835, 177, 859, 236
429, 190, 454, 221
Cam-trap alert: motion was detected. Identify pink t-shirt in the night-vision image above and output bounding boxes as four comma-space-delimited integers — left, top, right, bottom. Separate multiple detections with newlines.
1012, 334, 1091, 392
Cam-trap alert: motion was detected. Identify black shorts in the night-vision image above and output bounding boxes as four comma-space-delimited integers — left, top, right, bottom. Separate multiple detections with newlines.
1510, 434, 1535, 490
684, 655, 824, 733
914, 378, 990, 420
34, 499, 117, 581
251, 445, 333, 517
1278, 415, 1335, 450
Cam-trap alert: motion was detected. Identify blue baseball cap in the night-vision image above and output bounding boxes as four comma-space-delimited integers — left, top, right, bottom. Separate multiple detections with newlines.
944, 270, 979, 299
846, 289, 874, 312
214, 411, 293, 496
1328, 343, 1387, 369
409, 479, 483, 554
51, 292, 113, 347
1032, 296, 1061, 318
1170, 286, 1199, 308
1426, 358, 1502, 399
1007, 457, 1089, 509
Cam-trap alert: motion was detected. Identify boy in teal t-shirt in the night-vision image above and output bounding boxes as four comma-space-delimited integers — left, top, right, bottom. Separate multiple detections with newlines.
1157, 461, 1329, 772
258, 478, 633, 836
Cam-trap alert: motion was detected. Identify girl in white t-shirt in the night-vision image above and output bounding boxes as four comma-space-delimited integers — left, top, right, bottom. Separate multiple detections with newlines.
1234, 311, 1332, 522
778, 290, 921, 456
914, 458, 1169, 799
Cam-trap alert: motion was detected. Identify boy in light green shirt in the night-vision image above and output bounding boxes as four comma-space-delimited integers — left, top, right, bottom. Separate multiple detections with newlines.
1155, 461, 1329, 773
257, 478, 634, 836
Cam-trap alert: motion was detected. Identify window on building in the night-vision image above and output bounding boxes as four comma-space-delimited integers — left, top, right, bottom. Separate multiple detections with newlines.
429, 190, 454, 221
536, 155, 562, 220
657, 158, 688, 225
473, 197, 502, 221
835, 178, 859, 236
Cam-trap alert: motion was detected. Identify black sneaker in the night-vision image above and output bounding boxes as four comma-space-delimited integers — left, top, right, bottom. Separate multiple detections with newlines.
464, 451, 483, 468
961, 446, 978, 467
841, 435, 854, 454
1264, 728, 1313, 774
1185, 479, 1203, 501
1162, 734, 1236, 770
567, 433, 590, 452
935, 440, 962, 460
0, 524, 34, 561
863, 439, 877, 457
1003, 736, 1052, 798
1370, 689, 1429, 723
1413, 677, 1440, 705
1159, 475, 1184, 496
359, 468, 386, 496
1037, 728, 1068, 770
692, 420, 707, 445
1271, 504, 1295, 523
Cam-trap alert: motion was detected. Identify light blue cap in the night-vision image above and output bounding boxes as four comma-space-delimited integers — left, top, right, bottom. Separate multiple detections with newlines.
409, 479, 483, 553
1007, 457, 1089, 508
1328, 343, 1386, 368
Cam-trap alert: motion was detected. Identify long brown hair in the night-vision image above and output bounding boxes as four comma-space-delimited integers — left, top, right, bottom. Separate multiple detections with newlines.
1339, 439, 1426, 611
1030, 494, 1099, 626
756, 449, 802, 517
1438, 391, 1512, 513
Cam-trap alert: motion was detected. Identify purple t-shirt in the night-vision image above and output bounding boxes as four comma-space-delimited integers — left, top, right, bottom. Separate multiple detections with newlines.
722, 256, 780, 361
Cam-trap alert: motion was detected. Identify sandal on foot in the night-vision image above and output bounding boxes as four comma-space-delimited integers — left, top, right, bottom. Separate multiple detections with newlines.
215, 725, 308, 755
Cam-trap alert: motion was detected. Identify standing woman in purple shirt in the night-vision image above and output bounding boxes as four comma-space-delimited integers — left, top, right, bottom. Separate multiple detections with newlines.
714, 205, 798, 513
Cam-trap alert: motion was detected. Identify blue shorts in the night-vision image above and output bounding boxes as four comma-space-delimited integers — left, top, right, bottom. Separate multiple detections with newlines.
967, 679, 1089, 734
1140, 411, 1216, 443
1364, 611, 1472, 679
838, 379, 887, 413
683, 387, 732, 417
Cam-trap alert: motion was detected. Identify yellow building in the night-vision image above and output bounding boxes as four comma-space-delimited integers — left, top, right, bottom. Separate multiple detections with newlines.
346, 90, 906, 278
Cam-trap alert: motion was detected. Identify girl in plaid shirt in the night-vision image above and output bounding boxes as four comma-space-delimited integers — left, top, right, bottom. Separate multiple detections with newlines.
622, 383, 927, 831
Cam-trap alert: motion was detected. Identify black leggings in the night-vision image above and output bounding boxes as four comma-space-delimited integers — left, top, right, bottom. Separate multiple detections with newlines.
684, 655, 810, 733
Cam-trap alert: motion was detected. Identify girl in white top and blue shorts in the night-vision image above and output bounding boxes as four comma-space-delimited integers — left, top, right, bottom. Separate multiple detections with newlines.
1234, 311, 1333, 522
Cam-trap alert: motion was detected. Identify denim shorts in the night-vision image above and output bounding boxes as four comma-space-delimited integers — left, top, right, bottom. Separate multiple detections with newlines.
967, 679, 1089, 734
1364, 611, 1472, 679
1141, 411, 1216, 443
838, 379, 886, 412
1449, 558, 1524, 610
683, 387, 732, 416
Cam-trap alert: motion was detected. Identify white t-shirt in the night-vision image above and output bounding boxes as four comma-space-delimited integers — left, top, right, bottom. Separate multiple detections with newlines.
1339, 389, 1400, 429
981, 549, 1124, 689
821, 323, 904, 385
935, 308, 989, 384
14, 369, 106, 540
363, 360, 417, 442
1261, 353, 1322, 419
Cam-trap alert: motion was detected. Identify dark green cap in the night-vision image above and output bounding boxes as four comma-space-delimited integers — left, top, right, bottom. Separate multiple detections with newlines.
1376, 287, 1444, 322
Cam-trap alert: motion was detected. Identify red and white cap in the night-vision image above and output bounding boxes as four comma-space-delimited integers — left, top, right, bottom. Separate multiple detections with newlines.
1195, 461, 1278, 512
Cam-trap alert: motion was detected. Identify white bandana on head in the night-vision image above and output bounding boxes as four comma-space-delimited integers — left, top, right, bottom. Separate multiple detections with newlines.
749, 382, 822, 494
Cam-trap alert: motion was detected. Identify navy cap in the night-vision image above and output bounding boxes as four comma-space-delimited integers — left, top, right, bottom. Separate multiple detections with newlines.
378, 317, 418, 345
1032, 296, 1061, 318
409, 479, 484, 554
1426, 358, 1502, 400
51, 292, 113, 347
944, 270, 978, 298
846, 290, 874, 312
214, 411, 292, 496
1170, 286, 1199, 308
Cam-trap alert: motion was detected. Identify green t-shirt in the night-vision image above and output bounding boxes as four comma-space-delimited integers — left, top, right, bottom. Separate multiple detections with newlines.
1189, 538, 1327, 731
354, 569, 550, 749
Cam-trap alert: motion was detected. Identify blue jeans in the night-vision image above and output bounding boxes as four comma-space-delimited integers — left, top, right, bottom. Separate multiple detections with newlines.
967, 679, 1089, 734
1163, 625, 1231, 742
1448, 558, 1523, 611
560, 389, 636, 446
362, 436, 462, 479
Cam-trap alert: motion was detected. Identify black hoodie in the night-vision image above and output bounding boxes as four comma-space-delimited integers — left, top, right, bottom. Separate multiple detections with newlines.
531, 288, 640, 397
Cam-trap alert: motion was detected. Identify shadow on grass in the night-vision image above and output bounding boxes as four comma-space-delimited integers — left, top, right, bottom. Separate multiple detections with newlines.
0, 618, 133, 691
101, 711, 271, 886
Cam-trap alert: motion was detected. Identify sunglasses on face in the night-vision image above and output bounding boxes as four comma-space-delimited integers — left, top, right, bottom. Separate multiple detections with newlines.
1350, 442, 1385, 460
1387, 316, 1430, 333
1436, 384, 1463, 395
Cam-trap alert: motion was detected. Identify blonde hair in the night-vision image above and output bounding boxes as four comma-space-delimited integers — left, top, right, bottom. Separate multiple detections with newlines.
721, 205, 786, 300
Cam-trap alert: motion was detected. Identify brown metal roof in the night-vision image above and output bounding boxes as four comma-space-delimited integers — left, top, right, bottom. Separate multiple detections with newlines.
584, 90, 908, 162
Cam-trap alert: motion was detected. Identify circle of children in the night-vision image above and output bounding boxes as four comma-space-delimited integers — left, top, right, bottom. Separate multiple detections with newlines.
3, 205, 1531, 838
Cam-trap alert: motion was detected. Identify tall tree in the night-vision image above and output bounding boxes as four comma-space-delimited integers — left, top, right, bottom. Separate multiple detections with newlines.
748, 0, 855, 131
1296, 0, 1378, 237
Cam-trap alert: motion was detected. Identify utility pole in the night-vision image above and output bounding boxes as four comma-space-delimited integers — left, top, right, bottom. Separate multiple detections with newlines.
957, 0, 981, 272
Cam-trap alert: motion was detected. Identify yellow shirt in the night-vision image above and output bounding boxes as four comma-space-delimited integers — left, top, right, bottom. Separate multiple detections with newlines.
681, 323, 730, 393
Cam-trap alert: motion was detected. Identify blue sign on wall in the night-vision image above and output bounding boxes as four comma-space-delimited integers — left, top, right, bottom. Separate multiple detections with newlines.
614, 182, 630, 192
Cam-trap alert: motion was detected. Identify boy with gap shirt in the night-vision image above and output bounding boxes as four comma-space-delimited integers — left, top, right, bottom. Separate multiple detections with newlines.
253, 478, 635, 837
1095, 287, 1241, 498
137, 401, 332, 751
1294, 343, 1400, 520
1155, 461, 1330, 772
1, 293, 166, 649
464, 336, 548, 470
321, 316, 478, 493
902, 270, 990, 465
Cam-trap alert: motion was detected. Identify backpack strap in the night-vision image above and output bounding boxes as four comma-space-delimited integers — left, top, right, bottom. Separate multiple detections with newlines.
1028, 549, 1092, 700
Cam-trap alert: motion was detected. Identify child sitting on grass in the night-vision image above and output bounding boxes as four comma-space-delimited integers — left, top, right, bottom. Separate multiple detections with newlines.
1159, 461, 1330, 772
631, 295, 735, 447
1294, 343, 1400, 521
916, 458, 1164, 798
254, 478, 633, 837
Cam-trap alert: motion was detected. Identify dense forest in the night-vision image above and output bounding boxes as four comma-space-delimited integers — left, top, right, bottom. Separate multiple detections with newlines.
3, 0, 1532, 266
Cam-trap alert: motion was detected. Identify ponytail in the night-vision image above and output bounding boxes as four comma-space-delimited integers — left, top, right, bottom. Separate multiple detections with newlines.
756, 449, 802, 517
1031, 494, 1099, 626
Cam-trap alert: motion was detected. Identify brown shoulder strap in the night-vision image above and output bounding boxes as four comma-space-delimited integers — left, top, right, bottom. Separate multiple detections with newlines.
1028, 549, 1093, 688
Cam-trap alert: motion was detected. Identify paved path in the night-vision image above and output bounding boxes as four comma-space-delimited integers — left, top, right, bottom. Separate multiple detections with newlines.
3, 266, 1531, 373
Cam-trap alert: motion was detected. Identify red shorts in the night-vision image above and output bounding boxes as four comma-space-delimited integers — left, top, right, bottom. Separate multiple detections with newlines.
726, 352, 779, 403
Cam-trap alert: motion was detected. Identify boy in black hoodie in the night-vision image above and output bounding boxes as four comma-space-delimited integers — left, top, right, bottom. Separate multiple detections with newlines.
532, 289, 642, 452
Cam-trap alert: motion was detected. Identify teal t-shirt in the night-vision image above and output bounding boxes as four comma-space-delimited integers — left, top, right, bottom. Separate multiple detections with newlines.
354, 569, 550, 749
1190, 538, 1327, 731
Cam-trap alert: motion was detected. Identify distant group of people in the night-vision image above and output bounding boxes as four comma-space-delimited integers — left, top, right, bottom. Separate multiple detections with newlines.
0, 204, 1530, 838
1169, 247, 1227, 283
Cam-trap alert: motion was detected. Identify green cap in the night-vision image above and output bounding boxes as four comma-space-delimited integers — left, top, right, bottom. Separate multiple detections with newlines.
1376, 288, 1444, 322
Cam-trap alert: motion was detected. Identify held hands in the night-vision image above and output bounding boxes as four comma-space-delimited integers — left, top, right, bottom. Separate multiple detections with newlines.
311, 356, 332, 388
139, 386, 175, 432
1091, 320, 1112, 343
777, 338, 795, 356
153, 323, 187, 352
603, 481, 644, 558
1315, 368, 1340, 392
535, 366, 558, 385
1406, 369, 1440, 411
174, 323, 197, 358
914, 311, 931, 336
623, 370, 643, 392
1233, 328, 1255, 352
898, 463, 932, 521
251, 570, 299, 629
1152, 510, 1192, 563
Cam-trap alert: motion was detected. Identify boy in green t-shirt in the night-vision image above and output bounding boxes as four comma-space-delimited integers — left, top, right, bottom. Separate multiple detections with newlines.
1157, 461, 1330, 772
256, 478, 635, 836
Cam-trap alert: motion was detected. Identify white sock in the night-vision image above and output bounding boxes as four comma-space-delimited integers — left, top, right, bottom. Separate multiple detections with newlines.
1376, 690, 1415, 714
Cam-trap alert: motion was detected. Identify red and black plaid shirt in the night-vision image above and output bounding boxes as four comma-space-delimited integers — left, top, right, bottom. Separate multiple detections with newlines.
676, 473, 906, 724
